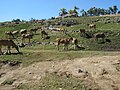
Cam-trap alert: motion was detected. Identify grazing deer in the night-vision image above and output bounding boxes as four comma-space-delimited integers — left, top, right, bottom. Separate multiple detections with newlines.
79, 29, 86, 37
55, 37, 78, 50
12, 30, 19, 38
94, 32, 105, 42
55, 38, 70, 50
21, 34, 33, 44
5, 31, 14, 39
0, 39, 20, 54
80, 29, 86, 34
87, 24, 96, 30
30, 27, 40, 34
41, 30, 48, 39
69, 37, 78, 50
20, 29, 27, 34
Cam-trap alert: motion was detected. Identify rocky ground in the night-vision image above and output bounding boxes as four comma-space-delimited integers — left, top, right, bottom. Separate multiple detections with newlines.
0, 55, 120, 90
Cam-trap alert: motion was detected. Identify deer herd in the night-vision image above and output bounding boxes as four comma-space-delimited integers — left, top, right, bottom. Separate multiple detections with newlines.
0, 23, 108, 55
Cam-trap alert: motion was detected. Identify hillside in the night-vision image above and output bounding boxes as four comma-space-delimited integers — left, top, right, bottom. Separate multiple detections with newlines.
0, 16, 120, 90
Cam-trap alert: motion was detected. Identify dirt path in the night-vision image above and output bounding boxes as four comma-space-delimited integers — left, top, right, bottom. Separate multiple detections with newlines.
0, 55, 120, 90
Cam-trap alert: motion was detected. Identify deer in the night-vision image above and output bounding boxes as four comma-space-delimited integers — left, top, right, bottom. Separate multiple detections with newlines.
0, 39, 20, 55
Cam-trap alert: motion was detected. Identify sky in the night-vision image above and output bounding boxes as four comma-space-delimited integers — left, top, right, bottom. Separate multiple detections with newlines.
0, 0, 120, 22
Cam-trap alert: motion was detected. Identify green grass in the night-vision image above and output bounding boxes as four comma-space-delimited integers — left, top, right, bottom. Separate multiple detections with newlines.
16, 73, 87, 90
0, 23, 32, 38
0, 47, 120, 66
0, 16, 120, 66
0, 16, 120, 90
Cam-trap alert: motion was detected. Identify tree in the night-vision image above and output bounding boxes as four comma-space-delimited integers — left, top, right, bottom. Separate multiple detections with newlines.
113, 5, 118, 14
97, 8, 102, 16
118, 11, 120, 14
100, 8, 106, 15
74, 6, 79, 11
68, 9, 74, 14
80, 9, 87, 16
60, 8, 68, 16
12, 19, 21, 23
73, 6, 79, 16
105, 9, 111, 14
59, 5, 120, 17
109, 7, 114, 14
87, 7, 94, 16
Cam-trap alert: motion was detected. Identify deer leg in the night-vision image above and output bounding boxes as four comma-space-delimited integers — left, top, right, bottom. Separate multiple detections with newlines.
12, 34, 14, 39
66, 44, 68, 50
7, 46, 11, 54
8, 35, 11, 39
22, 38, 24, 44
74, 44, 76, 50
0, 46, 3, 55
58, 45, 59, 51
96, 38, 98, 42
63, 44, 66, 50
28, 38, 30, 44
41, 33, 43, 39
103, 37, 105, 42
24, 38, 26, 44
56, 44, 59, 51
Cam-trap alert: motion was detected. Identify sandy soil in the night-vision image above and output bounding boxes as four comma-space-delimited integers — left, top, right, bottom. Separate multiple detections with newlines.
0, 55, 120, 90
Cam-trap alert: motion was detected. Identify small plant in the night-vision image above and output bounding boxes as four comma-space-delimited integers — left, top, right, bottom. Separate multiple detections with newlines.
1, 79, 16, 85
116, 65, 120, 71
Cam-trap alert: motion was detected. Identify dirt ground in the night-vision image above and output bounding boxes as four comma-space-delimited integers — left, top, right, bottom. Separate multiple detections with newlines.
0, 55, 120, 90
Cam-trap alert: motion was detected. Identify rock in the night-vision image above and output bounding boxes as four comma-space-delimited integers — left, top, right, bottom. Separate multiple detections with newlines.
18, 43, 26, 48
8, 61, 22, 67
101, 69, 108, 75
78, 69, 83, 73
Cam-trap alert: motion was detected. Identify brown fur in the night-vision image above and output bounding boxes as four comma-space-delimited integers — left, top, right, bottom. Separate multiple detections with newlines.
94, 32, 105, 42
88, 24, 96, 30
41, 30, 48, 39
56, 37, 78, 50
12, 30, 19, 35
5, 31, 14, 39
30, 28, 39, 34
21, 34, 33, 44
80, 29, 86, 33
0, 39, 19, 54
69, 37, 78, 49
20, 29, 27, 34
12, 30, 19, 38
56, 38, 70, 50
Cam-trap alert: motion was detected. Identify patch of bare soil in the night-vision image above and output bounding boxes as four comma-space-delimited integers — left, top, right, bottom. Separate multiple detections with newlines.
0, 55, 120, 90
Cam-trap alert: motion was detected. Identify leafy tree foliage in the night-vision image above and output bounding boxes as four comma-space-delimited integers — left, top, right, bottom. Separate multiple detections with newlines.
59, 5, 119, 17
12, 19, 21, 23
113, 5, 118, 14
59, 8, 68, 16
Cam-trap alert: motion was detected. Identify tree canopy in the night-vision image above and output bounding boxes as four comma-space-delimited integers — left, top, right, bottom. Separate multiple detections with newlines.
59, 5, 119, 17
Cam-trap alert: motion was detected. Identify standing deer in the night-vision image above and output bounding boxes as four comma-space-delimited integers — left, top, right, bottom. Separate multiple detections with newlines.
21, 34, 33, 44
41, 30, 48, 39
69, 37, 78, 50
12, 30, 19, 38
94, 32, 105, 42
87, 24, 96, 30
30, 27, 41, 34
5, 31, 14, 39
55, 37, 78, 50
55, 38, 70, 50
20, 29, 27, 34
0, 39, 20, 54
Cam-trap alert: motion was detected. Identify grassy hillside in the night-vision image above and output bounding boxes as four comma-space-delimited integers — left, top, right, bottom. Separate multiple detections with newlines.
0, 16, 120, 90
0, 15, 120, 65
